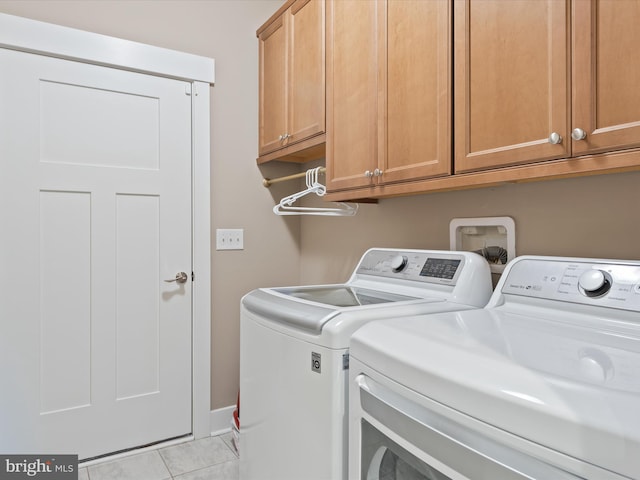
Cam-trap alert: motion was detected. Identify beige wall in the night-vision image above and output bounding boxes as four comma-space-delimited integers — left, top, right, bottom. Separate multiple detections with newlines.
300, 171, 640, 285
2, 1, 639, 414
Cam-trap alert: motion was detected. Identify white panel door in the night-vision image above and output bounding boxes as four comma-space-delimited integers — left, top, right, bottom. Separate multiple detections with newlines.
0, 48, 193, 460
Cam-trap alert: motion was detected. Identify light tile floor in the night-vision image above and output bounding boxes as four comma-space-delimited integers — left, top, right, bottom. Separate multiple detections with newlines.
79, 433, 239, 480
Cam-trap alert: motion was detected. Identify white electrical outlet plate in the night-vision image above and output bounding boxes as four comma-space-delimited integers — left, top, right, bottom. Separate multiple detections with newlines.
216, 228, 244, 250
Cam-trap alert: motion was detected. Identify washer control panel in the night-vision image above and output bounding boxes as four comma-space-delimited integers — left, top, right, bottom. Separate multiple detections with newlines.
355, 249, 467, 285
502, 258, 640, 311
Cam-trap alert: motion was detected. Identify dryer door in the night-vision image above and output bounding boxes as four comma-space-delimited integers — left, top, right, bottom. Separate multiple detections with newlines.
354, 374, 585, 480
362, 420, 451, 480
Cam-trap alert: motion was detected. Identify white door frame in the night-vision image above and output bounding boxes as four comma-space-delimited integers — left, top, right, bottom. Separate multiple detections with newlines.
0, 13, 214, 441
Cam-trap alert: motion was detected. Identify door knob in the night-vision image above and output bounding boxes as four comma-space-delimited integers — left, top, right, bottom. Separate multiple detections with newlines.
164, 272, 188, 284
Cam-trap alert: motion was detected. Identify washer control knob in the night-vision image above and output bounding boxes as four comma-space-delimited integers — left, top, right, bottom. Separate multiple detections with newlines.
578, 269, 611, 297
390, 255, 408, 273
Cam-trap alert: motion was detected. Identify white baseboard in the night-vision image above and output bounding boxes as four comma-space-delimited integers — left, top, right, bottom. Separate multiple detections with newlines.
210, 405, 235, 436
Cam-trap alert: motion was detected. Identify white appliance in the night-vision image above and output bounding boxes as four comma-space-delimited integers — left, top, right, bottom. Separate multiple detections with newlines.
349, 255, 640, 480
239, 248, 493, 480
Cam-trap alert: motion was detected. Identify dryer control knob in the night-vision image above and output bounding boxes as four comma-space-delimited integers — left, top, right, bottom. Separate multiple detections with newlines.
390, 255, 408, 273
579, 356, 607, 384
579, 348, 612, 384
578, 269, 611, 297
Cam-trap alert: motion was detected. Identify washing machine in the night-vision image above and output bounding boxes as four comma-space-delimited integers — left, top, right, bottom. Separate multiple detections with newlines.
349, 255, 640, 480
239, 248, 493, 480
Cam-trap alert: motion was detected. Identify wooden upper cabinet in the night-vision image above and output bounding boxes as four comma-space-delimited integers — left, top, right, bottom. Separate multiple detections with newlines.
289, 0, 325, 146
326, 0, 378, 191
258, 0, 325, 160
327, 0, 451, 193
381, 0, 452, 184
259, 15, 287, 156
454, 0, 569, 173
572, 0, 640, 156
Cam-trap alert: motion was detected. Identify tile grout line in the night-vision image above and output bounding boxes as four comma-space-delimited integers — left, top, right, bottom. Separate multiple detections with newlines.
80, 434, 238, 480
156, 447, 174, 480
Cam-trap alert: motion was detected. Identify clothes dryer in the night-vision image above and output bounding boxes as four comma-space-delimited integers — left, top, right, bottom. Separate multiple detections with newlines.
350, 255, 640, 480
239, 248, 492, 480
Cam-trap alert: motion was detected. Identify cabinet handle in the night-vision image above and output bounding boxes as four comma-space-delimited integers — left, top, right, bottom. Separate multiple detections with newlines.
373, 168, 384, 177
571, 128, 587, 141
548, 132, 563, 145
278, 133, 291, 143
364, 170, 374, 178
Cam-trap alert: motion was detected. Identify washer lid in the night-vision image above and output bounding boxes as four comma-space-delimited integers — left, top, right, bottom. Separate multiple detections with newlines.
350, 309, 640, 479
242, 288, 340, 333
241, 287, 439, 334
273, 285, 418, 307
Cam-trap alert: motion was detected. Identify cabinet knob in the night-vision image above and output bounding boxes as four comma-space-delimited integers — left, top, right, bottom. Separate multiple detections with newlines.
548, 132, 563, 145
364, 170, 374, 178
571, 128, 587, 141
373, 168, 383, 177
279, 133, 291, 143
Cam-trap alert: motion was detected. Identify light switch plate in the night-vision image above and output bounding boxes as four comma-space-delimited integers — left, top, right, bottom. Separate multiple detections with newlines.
216, 228, 244, 250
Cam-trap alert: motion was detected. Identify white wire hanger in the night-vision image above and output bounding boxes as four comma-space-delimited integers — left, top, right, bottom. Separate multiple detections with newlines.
273, 167, 358, 216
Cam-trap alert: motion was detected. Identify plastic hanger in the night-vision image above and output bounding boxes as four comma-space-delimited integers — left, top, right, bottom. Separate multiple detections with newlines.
273, 167, 358, 216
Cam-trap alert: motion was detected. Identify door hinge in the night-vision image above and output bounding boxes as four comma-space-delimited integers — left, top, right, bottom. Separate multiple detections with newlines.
192, 271, 195, 282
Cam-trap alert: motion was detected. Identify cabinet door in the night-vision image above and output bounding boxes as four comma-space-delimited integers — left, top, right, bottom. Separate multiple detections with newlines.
288, 0, 325, 145
454, 0, 569, 173
572, 0, 640, 156
326, 0, 378, 191
259, 15, 287, 156
380, 0, 451, 184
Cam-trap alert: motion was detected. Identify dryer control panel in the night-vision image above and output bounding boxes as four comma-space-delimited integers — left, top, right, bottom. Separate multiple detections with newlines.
502, 258, 640, 311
